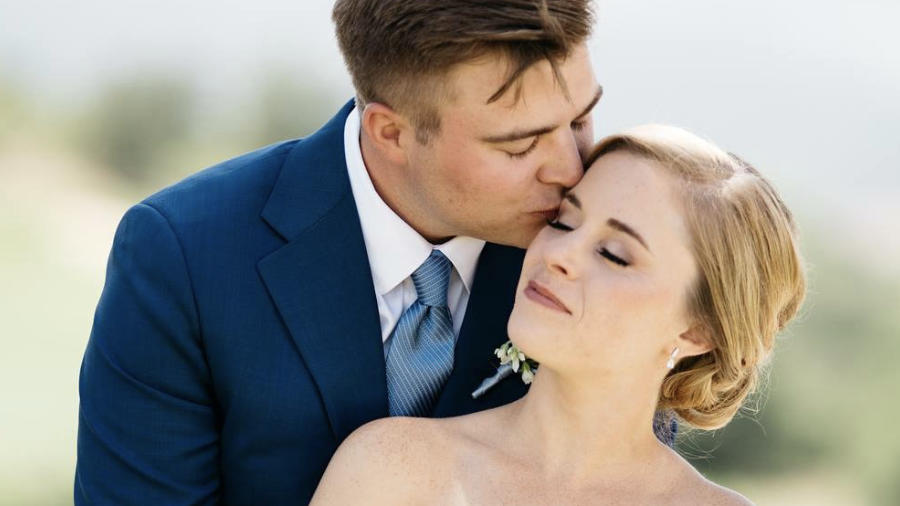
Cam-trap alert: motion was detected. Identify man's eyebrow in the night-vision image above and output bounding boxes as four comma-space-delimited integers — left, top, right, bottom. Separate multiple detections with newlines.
479, 85, 604, 144
574, 85, 603, 121
480, 125, 556, 144
563, 193, 651, 252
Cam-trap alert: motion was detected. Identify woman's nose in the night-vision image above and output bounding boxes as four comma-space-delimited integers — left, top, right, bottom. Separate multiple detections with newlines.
542, 231, 581, 279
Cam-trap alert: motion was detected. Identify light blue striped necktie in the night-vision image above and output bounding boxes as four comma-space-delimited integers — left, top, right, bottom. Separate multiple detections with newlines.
385, 250, 455, 417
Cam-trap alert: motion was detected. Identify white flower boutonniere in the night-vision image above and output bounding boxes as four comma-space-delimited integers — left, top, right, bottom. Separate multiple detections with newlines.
494, 341, 538, 384
471, 340, 539, 399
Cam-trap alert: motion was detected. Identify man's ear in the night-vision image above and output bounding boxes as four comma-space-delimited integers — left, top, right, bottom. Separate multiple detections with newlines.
675, 324, 715, 359
360, 102, 414, 165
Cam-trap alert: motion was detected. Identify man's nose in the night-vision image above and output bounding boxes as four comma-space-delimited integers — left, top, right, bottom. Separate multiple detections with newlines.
537, 129, 584, 188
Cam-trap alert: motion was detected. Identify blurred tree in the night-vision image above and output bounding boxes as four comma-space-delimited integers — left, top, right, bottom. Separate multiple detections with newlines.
254, 69, 337, 145
81, 75, 195, 181
0, 78, 29, 145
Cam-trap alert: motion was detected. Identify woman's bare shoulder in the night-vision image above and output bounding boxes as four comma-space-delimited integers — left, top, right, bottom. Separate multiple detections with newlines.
694, 480, 755, 506
673, 458, 755, 506
309, 417, 449, 505
340, 416, 436, 460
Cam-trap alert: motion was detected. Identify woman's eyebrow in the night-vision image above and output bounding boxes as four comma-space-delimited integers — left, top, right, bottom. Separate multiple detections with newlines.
564, 192, 651, 252
607, 218, 650, 253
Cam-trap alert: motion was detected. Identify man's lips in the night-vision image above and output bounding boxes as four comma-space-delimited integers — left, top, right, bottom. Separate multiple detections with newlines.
524, 280, 571, 314
534, 208, 559, 221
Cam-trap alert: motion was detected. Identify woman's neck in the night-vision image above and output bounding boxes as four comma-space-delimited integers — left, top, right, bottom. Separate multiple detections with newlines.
501, 366, 669, 483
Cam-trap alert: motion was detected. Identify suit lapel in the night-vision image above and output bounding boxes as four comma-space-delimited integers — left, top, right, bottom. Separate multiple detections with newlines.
256, 100, 528, 435
258, 101, 388, 442
431, 243, 529, 417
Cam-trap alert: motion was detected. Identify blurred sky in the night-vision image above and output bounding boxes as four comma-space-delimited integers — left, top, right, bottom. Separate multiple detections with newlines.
4, 0, 898, 273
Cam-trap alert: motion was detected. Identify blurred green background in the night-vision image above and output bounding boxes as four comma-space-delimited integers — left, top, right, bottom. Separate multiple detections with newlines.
1, 1, 897, 504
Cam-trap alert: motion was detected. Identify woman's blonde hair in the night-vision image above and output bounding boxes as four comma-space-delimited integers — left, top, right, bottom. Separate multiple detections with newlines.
587, 125, 806, 430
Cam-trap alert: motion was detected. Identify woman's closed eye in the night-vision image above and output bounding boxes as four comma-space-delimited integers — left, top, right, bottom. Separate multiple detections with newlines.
546, 218, 572, 231
546, 219, 631, 267
599, 248, 629, 267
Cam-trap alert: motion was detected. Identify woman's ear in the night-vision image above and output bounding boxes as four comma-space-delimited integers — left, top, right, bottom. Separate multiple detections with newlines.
360, 102, 413, 165
675, 324, 715, 359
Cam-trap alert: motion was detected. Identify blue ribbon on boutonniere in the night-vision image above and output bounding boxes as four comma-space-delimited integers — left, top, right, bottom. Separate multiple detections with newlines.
471, 341, 538, 399
471, 363, 514, 399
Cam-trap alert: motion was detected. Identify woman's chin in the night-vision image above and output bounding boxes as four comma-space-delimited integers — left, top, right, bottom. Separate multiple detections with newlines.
507, 318, 554, 364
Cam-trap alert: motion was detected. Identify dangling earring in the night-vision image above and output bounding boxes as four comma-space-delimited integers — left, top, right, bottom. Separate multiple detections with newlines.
666, 347, 680, 370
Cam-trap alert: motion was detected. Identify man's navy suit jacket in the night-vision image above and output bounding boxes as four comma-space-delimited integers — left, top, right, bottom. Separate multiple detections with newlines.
76, 101, 529, 504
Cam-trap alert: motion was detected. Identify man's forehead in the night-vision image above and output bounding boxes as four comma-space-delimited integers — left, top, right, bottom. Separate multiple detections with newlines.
447, 45, 596, 114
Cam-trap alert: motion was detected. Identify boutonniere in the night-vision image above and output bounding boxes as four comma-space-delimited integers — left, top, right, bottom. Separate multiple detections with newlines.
471, 341, 539, 399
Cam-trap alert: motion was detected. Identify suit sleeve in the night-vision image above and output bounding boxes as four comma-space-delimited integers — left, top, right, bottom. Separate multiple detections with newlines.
76, 203, 219, 505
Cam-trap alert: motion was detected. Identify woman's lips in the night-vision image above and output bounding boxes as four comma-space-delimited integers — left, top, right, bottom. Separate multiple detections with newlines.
524, 280, 571, 314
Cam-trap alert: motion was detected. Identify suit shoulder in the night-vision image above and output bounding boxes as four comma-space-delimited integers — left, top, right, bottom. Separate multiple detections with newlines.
141, 139, 300, 222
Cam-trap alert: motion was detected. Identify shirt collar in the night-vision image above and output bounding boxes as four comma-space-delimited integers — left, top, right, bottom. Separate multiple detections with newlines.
344, 107, 486, 295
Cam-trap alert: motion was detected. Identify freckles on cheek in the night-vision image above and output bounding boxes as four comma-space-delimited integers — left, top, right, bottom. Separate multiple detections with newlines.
434, 147, 473, 190
595, 276, 666, 322
455, 157, 509, 194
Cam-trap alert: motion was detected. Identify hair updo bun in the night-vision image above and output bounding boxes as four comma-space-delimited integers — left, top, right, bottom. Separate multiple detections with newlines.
587, 125, 806, 430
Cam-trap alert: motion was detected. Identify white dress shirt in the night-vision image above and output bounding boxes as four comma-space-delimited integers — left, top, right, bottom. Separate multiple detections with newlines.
343, 107, 486, 344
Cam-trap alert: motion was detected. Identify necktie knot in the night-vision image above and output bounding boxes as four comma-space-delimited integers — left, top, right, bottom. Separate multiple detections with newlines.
411, 250, 452, 307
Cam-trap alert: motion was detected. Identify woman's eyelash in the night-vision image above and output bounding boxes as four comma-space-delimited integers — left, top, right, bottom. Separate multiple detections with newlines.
507, 137, 540, 159
599, 248, 629, 267
571, 119, 588, 131
546, 219, 573, 231
546, 219, 630, 267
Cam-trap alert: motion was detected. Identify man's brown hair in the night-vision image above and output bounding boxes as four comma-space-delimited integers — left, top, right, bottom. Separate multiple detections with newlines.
333, 0, 594, 142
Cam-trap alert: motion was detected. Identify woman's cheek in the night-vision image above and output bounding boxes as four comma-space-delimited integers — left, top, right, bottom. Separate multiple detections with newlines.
583, 272, 650, 331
